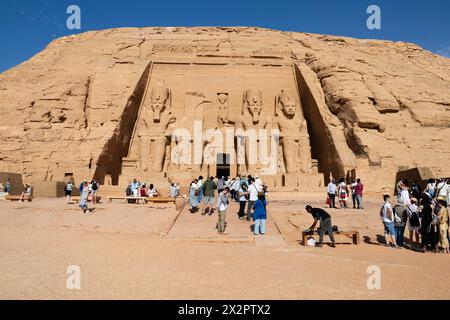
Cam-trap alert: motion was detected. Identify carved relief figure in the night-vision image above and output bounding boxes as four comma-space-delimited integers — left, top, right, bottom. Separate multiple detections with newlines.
217, 93, 230, 126
274, 89, 310, 173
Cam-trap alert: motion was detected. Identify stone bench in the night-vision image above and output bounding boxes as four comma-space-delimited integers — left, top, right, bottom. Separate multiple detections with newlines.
302, 230, 360, 246
107, 196, 175, 204
5, 195, 33, 202
71, 196, 102, 202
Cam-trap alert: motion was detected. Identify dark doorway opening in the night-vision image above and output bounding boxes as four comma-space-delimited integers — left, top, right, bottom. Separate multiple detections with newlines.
216, 153, 230, 178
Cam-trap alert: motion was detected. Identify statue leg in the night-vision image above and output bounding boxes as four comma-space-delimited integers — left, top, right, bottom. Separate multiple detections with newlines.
282, 138, 298, 173
245, 137, 258, 174
150, 137, 168, 172
139, 136, 150, 171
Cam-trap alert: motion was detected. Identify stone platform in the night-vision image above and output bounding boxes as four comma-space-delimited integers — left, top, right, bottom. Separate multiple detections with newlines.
166, 200, 285, 246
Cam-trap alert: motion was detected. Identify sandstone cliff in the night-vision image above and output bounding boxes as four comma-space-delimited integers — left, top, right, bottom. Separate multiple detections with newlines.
0, 27, 449, 193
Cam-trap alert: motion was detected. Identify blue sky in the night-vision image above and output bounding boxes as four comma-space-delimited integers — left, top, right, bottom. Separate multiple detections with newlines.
0, 0, 449, 72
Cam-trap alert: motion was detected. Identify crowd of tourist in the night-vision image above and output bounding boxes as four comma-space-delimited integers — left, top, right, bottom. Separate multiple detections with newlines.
59, 174, 448, 251
326, 178, 364, 209
188, 175, 268, 235
380, 178, 449, 253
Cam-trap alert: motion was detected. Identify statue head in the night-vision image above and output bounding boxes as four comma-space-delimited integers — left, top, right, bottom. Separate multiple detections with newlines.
278, 90, 297, 118
218, 93, 228, 105
244, 89, 263, 122
150, 81, 170, 122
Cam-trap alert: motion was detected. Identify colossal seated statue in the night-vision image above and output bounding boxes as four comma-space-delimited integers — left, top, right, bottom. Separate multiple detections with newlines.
237, 89, 272, 174
274, 89, 311, 174
139, 80, 176, 172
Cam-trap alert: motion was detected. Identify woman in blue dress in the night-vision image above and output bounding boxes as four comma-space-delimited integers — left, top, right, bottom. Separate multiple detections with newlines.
189, 179, 199, 213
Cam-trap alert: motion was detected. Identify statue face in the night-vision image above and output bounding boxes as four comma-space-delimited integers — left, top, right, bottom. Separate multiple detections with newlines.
279, 91, 297, 118
150, 86, 169, 121
245, 90, 262, 117
281, 99, 296, 117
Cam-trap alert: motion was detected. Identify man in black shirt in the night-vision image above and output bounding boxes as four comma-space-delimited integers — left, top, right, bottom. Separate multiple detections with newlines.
305, 205, 336, 248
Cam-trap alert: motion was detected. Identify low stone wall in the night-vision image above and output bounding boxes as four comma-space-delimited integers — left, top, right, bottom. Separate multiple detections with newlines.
33, 181, 66, 198
0, 172, 24, 195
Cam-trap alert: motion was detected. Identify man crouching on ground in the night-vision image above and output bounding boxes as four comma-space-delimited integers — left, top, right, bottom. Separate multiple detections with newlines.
305, 205, 336, 248
217, 187, 230, 235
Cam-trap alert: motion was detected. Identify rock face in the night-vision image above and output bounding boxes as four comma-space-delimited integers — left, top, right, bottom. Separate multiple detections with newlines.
0, 27, 449, 193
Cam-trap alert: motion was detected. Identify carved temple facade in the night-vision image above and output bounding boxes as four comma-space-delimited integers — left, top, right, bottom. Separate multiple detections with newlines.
117, 54, 323, 191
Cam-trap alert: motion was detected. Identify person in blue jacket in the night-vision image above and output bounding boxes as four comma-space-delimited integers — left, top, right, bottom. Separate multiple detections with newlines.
253, 194, 267, 235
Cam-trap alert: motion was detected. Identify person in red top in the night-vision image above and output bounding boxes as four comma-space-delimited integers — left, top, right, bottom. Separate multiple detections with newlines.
355, 179, 364, 209
140, 184, 148, 197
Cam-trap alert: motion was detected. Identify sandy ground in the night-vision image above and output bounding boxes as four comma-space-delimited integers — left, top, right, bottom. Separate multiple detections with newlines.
0, 193, 449, 300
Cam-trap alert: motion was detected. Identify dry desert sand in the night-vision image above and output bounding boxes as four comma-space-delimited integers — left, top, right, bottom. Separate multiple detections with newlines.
0, 192, 449, 300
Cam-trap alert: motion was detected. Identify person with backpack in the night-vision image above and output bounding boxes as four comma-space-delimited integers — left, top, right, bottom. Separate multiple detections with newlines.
253, 194, 267, 235
380, 194, 399, 248
337, 178, 348, 209
406, 198, 421, 247
393, 199, 408, 247
90, 179, 99, 204
420, 194, 439, 252
202, 176, 217, 215
65, 180, 74, 204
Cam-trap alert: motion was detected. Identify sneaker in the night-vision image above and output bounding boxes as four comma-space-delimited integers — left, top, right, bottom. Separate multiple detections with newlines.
330, 243, 336, 248
219, 232, 229, 235
315, 243, 323, 248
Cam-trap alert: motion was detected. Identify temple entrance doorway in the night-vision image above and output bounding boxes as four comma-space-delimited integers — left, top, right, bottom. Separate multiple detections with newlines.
216, 153, 230, 178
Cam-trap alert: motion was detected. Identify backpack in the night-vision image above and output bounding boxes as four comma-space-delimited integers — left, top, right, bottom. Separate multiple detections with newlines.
92, 182, 98, 191
407, 207, 420, 227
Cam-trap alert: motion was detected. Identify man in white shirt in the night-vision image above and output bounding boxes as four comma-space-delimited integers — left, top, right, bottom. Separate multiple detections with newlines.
246, 178, 259, 221
436, 179, 448, 199
327, 179, 337, 208
380, 194, 399, 248
254, 176, 263, 193
231, 177, 241, 201
197, 176, 204, 203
